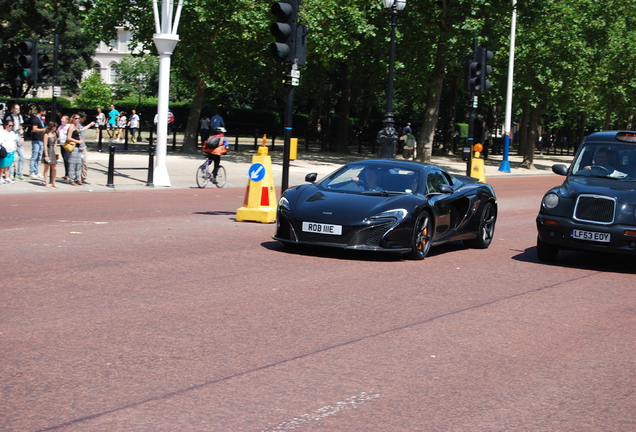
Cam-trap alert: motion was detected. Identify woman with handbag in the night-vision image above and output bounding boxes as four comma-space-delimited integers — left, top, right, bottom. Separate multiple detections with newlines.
65, 114, 84, 185
57, 115, 71, 180
42, 122, 59, 188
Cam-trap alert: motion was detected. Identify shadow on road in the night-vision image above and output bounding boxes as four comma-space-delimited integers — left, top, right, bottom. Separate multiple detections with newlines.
261, 239, 467, 262
514, 246, 636, 274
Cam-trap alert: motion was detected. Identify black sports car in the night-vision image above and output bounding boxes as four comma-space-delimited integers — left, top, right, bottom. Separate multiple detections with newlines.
536, 131, 636, 262
274, 159, 498, 260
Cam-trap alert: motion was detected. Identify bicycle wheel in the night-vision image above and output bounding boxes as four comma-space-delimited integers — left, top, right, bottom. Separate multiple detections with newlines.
196, 163, 210, 188
214, 165, 226, 188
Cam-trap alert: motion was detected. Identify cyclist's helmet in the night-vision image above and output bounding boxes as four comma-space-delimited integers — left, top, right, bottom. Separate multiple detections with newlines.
214, 127, 226, 134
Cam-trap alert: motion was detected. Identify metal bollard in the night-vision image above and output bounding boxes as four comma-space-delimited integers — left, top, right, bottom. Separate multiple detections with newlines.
147, 145, 155, 187
106, 145, 116, 188
98, 126, 103, 152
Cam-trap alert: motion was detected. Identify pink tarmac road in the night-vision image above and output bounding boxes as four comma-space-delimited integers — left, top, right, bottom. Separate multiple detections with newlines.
1, 177, 635, 431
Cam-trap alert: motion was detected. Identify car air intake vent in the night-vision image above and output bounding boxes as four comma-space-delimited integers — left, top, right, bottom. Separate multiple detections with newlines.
574, 195, 616, 224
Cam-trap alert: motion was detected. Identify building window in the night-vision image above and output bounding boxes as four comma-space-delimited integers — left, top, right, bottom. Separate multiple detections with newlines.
109, 63, 119, 84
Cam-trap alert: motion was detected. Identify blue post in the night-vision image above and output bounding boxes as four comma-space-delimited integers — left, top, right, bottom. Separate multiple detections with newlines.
499, 133, 511, 173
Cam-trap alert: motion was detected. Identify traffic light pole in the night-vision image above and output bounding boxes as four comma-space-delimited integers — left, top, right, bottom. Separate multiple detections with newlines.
281, 64, 296, 193
50, 35, 59, 123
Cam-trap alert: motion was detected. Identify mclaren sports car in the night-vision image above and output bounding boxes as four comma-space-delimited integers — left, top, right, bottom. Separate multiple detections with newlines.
273, 159, 497, 260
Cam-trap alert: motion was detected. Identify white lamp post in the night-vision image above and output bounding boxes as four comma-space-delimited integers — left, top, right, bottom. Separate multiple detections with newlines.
152, 0, 183, 186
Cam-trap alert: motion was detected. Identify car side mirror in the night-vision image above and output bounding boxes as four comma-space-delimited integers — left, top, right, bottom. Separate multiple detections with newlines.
305, 172, 318, 183
552, 164, 568, 176
438, 184, 453, 194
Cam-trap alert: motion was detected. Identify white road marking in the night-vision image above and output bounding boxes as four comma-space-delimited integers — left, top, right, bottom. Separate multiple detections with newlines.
262, 392, 380, 431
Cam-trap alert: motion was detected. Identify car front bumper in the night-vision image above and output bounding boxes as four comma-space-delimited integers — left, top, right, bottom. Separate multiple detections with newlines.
536, 214, 636, 255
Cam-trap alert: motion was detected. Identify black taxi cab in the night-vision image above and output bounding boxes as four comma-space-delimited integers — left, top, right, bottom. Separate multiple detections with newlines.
536, 131, 636, 261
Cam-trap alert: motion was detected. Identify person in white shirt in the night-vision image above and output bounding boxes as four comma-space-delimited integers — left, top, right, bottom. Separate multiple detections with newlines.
0, 121, 17, 183
129, 109, 140, 143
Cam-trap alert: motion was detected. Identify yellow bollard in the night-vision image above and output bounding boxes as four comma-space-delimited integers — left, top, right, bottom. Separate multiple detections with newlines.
236, 139, 277, 223
290, 138, 298, 161
470, 143, 487, 183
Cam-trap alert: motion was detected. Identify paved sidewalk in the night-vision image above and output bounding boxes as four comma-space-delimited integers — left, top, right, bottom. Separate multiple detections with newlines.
0, 139, 573, 194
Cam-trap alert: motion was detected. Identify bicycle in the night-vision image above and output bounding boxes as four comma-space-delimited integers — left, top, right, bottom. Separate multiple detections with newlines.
196, 159, 226, 188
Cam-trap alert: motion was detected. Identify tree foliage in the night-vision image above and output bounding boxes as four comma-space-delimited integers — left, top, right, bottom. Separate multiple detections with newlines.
8, 0, 636, 156
0, 0, 96, 97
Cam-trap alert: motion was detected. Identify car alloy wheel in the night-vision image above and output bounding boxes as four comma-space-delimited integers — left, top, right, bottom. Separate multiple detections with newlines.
464, 201, 496, 249
408, 211, 432, 260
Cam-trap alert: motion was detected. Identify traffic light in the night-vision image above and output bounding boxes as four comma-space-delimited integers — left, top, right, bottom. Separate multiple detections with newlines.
465, 55, 481, 92
37, 53, 50, 82
478, 47, 493, 93
18, 39, 37, 84
269, 0, 297, 63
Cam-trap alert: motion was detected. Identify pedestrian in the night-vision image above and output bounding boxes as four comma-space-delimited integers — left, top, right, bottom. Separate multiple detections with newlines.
167, 109, 175, 134
107, 104, 119, 141
77, 112, 95, 184
57, 115, 71, 179
116, 111, 127, 142
4, 103, 25, 180
65, 114, 84, 185
402, 132, 416, 160
0, 120, 17, 184
96, 107, 106, 130
42, 121, 59, 188
129, 109, 139, 143
210, 110, 225, 131
29, 107, 47, 179
199, 114, 210, 148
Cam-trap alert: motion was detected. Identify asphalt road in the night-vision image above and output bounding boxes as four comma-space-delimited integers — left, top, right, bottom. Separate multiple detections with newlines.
2, 177, 635, 431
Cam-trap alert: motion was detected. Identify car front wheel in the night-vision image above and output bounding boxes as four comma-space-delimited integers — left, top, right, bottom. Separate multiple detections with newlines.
536, 236, 559, 262
408, 211, 433, 260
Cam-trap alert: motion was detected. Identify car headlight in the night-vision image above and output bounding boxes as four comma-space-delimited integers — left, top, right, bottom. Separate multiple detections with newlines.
543, 193, 559, 209
278, 196, 290, 211
367, 208, 408, 223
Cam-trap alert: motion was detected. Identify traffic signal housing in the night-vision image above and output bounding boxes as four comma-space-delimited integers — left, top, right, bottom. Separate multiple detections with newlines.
37, 53, 50, 82
464, 45, 494, 93
478, 47, 493, 93
18, 39, 37, 84
465, 56, 481, 92
269, 0, 297, 63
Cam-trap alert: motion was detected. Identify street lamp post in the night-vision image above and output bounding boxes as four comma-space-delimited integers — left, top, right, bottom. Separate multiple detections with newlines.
377, 0, 406, 159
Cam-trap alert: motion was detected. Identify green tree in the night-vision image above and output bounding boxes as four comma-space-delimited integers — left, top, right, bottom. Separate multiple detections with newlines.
75, 72, 112, 110
0, 0, 96, 98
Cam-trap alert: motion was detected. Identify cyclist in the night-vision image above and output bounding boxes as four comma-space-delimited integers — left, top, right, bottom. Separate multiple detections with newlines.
202, 127, 229, 183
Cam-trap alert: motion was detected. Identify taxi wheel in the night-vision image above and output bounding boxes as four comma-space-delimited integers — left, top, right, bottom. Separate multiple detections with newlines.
536, 236, 559, 262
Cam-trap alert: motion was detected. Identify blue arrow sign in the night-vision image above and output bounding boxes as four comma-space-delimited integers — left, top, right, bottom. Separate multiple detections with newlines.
248, 163, 266, 182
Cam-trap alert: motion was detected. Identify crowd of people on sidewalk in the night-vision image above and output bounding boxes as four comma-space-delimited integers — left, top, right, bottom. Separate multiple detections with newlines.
0, 103, 95, 187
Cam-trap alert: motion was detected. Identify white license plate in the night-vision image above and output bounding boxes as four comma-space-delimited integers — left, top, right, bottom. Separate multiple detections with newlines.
302, 221, 342, 235
571, 229, 611, 242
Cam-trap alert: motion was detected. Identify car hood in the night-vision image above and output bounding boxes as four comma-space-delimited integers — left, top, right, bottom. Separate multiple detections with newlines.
285, 184, 416, 224
560, 176, 636, 205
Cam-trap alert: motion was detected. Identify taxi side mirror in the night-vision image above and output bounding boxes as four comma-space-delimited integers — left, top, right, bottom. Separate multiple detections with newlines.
552, 164, 568, 176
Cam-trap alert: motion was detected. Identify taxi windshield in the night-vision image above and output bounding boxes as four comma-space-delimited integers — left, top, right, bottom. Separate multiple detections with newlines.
570, 143, 636, 179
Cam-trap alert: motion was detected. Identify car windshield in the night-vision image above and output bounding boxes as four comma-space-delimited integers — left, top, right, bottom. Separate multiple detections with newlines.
319, 164, 420, 194
570, 143, 636, 179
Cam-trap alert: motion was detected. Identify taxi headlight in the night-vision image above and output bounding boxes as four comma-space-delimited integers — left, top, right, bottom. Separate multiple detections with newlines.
278, 196, 290, 211
543, 193, 559, 209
